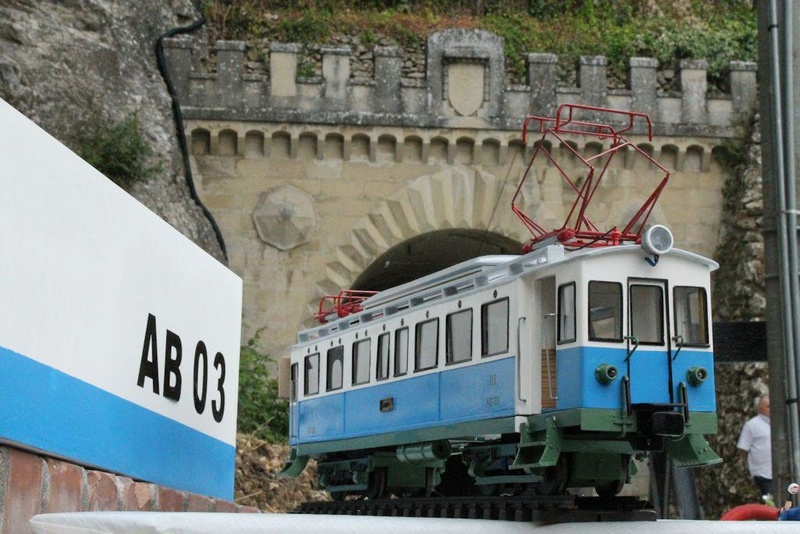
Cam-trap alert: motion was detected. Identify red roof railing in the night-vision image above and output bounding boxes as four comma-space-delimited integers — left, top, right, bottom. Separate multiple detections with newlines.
314, 289, 379, 324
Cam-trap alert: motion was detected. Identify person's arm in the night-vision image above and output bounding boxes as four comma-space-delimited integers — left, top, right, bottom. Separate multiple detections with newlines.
737, 421, 753, 463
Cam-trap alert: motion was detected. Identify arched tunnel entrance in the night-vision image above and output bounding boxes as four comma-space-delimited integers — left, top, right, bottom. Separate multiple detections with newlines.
351, 229, 523, 292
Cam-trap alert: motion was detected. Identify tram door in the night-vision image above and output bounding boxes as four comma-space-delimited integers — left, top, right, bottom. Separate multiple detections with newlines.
289, 363, 299, 439
539, 277, 557, 410
627, 279, 673, 405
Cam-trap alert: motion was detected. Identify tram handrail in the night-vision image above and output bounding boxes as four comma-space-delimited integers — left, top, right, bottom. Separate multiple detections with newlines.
517, 317, 528, 403
544, 313, 558, 401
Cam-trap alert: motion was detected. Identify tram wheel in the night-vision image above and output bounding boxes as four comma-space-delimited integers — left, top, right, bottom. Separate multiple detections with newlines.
402, 467, 437, 498
594, 455, 628, 499
594, 478, 625, 499
536, 455, 569, 495
365, 468, 387, 499
413, 467, 435, 497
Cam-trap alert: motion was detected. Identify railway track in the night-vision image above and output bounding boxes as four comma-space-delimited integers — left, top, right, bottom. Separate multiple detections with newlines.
295, 495, 656, 523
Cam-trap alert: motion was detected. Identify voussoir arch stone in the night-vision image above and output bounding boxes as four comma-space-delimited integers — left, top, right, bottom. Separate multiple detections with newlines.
305, 167, 534, 322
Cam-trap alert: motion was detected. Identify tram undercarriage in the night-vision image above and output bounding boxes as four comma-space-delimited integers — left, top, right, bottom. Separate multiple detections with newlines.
303, 406, 719, 501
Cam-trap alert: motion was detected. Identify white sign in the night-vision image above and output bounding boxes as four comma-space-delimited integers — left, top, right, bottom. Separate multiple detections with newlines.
0, 99, 243, 499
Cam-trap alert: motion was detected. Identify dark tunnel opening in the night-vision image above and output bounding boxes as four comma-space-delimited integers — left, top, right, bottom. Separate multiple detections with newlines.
351, 229, 522, 292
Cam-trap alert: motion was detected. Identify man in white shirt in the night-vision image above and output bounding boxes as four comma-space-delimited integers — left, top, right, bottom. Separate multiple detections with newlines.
737, 396, 772, 501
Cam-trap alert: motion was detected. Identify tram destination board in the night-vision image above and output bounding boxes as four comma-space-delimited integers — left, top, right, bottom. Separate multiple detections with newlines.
295, 495, 656, 523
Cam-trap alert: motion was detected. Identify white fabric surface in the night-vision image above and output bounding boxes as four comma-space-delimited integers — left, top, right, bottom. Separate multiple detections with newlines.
29, 512, 800, 534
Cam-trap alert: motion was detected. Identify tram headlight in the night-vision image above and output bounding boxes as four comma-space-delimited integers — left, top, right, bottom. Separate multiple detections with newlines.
595, 364, 618, 385
642, 225, 674, 256
687, 366, 709, 386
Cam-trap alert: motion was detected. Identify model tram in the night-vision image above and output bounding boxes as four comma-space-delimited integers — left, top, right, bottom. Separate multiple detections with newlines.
278, 104, 721, 500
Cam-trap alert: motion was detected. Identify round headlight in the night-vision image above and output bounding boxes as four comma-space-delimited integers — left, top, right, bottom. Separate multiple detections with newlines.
687, 366, 708, 386
595, 364, 619, 385
642, 224, 673, 256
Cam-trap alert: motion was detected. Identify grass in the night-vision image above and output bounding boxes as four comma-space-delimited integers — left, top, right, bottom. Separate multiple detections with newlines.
237, 334, 289, 442
201, 0, 756, 88
74, 111, 161, 190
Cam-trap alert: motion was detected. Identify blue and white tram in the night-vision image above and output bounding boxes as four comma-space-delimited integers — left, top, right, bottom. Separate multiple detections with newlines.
279, 227, 721, 499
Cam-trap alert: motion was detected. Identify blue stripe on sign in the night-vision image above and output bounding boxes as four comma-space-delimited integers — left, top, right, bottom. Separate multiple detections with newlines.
0, 346, 234, 500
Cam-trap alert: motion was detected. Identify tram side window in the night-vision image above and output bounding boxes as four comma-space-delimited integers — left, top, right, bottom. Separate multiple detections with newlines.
352, 339, 371, 386
558, 283, 576, 343
630, 285, 664, 345
395, 327, 409, 376
481, 298, 509, 357
415, 318, 439, 371
446, 309, 473, 364
377, 332, 390, 381
326, 345, 344, 392
304, 353, 320, 396
588, 281, 623, 342
674, 286, 709, 346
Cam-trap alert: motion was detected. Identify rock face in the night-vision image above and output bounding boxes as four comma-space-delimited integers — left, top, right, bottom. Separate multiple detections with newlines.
0, 0, 224, 262
698, 362, 769, 518
694, 113, 768, 519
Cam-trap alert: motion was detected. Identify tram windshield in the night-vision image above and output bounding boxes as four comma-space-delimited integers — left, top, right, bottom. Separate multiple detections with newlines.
674, 286, 710, 346
588, 281, 623, 342
629, 284, 664, 345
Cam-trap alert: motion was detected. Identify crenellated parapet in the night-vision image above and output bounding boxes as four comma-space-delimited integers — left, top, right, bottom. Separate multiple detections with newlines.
164, 29, 757, 138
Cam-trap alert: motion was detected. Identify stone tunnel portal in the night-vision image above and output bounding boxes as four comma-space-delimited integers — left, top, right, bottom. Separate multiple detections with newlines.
351, 229, 522, 292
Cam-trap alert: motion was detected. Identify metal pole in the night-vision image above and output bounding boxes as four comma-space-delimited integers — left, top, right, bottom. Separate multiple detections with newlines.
783, 0, 800, 493
767, 0, 800, 497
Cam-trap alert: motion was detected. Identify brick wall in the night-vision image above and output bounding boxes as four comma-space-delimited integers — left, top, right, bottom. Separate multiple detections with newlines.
0, 445, 258, 533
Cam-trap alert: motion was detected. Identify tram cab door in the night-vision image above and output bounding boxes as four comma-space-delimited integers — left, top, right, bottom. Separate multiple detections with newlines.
539, 276, 558, 411
289, 362, 299, 439
626, 279, 673, 406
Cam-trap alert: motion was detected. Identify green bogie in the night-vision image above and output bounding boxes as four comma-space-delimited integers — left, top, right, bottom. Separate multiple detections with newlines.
318, 450, 445, 499
477, 408, 716, 496
459, 442, 544, 496
462, 445, 631, 497
570, 453, 633, 497
516, 409, 719, 471
286, 408, 719, 499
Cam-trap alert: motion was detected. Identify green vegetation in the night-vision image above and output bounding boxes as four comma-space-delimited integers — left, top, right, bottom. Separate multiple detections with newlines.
715, 138, 748, 172
202, 0, 756, 88
297, 58, 317, 79
74, 111, 161, 190
237, 334, 289, 442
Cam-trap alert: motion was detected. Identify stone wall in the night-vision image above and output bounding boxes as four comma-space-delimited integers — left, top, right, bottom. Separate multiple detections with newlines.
165, 29, 756, 137
695, 110, 767, 519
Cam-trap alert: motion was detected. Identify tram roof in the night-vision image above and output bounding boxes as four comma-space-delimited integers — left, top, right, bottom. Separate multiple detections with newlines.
296, 243, 717, 342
